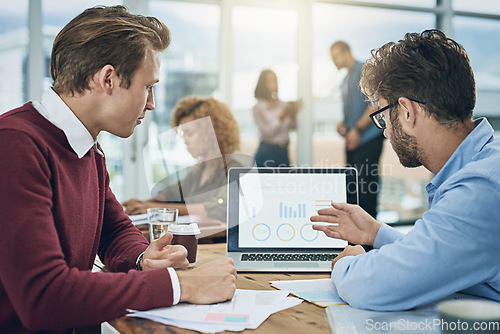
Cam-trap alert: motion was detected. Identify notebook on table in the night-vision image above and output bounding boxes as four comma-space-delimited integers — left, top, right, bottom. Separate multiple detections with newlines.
226, 167, 358, 272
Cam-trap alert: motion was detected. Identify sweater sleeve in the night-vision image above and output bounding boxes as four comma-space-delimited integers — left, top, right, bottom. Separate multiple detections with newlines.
0, 130, 175, 330
98, 165, 150, 272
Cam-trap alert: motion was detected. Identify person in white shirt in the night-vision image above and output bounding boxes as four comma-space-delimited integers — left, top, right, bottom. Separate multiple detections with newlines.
0, 6, 236, 332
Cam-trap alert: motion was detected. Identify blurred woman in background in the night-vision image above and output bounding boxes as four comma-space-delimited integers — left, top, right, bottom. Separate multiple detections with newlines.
252, 69, 302, 167
123, 96, 241, 222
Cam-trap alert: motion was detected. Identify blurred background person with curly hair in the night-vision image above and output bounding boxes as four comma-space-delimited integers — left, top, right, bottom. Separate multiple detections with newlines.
123, 96, 241, 223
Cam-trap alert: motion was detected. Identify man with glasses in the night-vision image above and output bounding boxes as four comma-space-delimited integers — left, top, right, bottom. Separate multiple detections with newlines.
312, 30, 500, 310
330, 41, 385, 223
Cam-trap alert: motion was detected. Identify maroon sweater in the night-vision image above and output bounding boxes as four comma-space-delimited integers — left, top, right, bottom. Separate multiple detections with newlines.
0, 104, 174, 333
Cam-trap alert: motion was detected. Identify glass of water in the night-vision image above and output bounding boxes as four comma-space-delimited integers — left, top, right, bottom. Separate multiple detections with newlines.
147, 208, 178, 242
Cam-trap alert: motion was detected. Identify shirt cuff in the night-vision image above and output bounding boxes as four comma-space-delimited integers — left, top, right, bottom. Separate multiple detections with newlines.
373, 223, 405, 249
331, 255, 355, 284
167, 267, 181, 305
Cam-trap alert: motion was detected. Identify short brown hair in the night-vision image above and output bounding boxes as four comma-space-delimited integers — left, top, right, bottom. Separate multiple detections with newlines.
50, 5, 171, 95
360, 29, 475, 125
171, 96, 240, 155
254, 69, 276, 99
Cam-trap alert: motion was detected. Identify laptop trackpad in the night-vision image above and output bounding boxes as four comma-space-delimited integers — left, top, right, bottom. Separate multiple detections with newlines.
275, 262, 319, 268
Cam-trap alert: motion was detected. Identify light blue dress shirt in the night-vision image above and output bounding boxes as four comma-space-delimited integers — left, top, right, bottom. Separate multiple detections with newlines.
332, 118, 500, 311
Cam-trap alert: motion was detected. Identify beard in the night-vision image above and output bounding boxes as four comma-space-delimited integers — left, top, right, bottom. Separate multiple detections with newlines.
389, 111, 424, 168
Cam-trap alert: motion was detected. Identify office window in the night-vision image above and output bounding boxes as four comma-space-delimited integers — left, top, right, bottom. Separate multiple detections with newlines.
453, 16, 500, 131
0, 1, 27, 34
145, 1, 220, 189
349, 0, 435, 7
42, 0, 125, 197
232, 5, 298, 160
42, 0, 125, 93
43, 0, 123, 51
150, 0, 220, 134
312, 3, 435, 224
0, 0, 28, 114
453, 0, 500, 15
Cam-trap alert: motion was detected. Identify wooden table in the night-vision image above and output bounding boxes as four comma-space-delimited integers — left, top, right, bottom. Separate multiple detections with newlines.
109, 243, 332, 333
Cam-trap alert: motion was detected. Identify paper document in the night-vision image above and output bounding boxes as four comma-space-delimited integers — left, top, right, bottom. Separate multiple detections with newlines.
128, 213, 222, 227
129, 213, 148, 225
128, 289, 302, 333
270, 278, 346, 307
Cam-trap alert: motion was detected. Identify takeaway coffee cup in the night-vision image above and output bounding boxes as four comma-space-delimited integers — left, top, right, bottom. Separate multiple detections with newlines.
437, 299, 500, 334
169, 223, 201, 263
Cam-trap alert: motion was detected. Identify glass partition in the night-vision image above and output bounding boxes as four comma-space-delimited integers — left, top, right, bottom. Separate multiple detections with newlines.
231, 5, 298, 162
146, 1, 220, 189
42, 0, 125, 198
453, 16, 500, 131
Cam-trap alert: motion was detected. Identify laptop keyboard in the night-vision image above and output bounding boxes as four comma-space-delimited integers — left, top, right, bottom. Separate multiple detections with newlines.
241, 253, 338, 262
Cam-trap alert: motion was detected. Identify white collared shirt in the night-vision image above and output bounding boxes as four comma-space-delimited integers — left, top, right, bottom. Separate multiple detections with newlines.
32, 88, 180, 305
32, 88, 103, 158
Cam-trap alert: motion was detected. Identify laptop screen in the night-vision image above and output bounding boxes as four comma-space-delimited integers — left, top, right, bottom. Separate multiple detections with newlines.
227, 168, 357, 252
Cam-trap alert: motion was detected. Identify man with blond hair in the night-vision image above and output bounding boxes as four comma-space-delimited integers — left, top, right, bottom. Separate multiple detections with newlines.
0, 6, 236, 332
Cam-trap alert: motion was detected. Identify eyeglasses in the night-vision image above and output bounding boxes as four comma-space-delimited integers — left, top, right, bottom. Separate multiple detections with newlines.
369, 98, 426, 129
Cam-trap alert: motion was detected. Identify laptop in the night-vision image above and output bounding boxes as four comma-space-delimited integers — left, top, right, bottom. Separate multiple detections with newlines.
226, 167, 358, 272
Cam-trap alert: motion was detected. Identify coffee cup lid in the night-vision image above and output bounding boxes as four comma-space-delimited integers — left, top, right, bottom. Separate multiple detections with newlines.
169, 223, 201, 235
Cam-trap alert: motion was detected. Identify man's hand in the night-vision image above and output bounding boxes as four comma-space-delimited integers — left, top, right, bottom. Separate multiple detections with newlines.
345, 128, 361, 151
332, 245, 365, 269
310, 202, 381, 246
142, 233, 189, 270
336, 122, 347, 137
122, 198, 149, 215
177, 257, 237, 304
